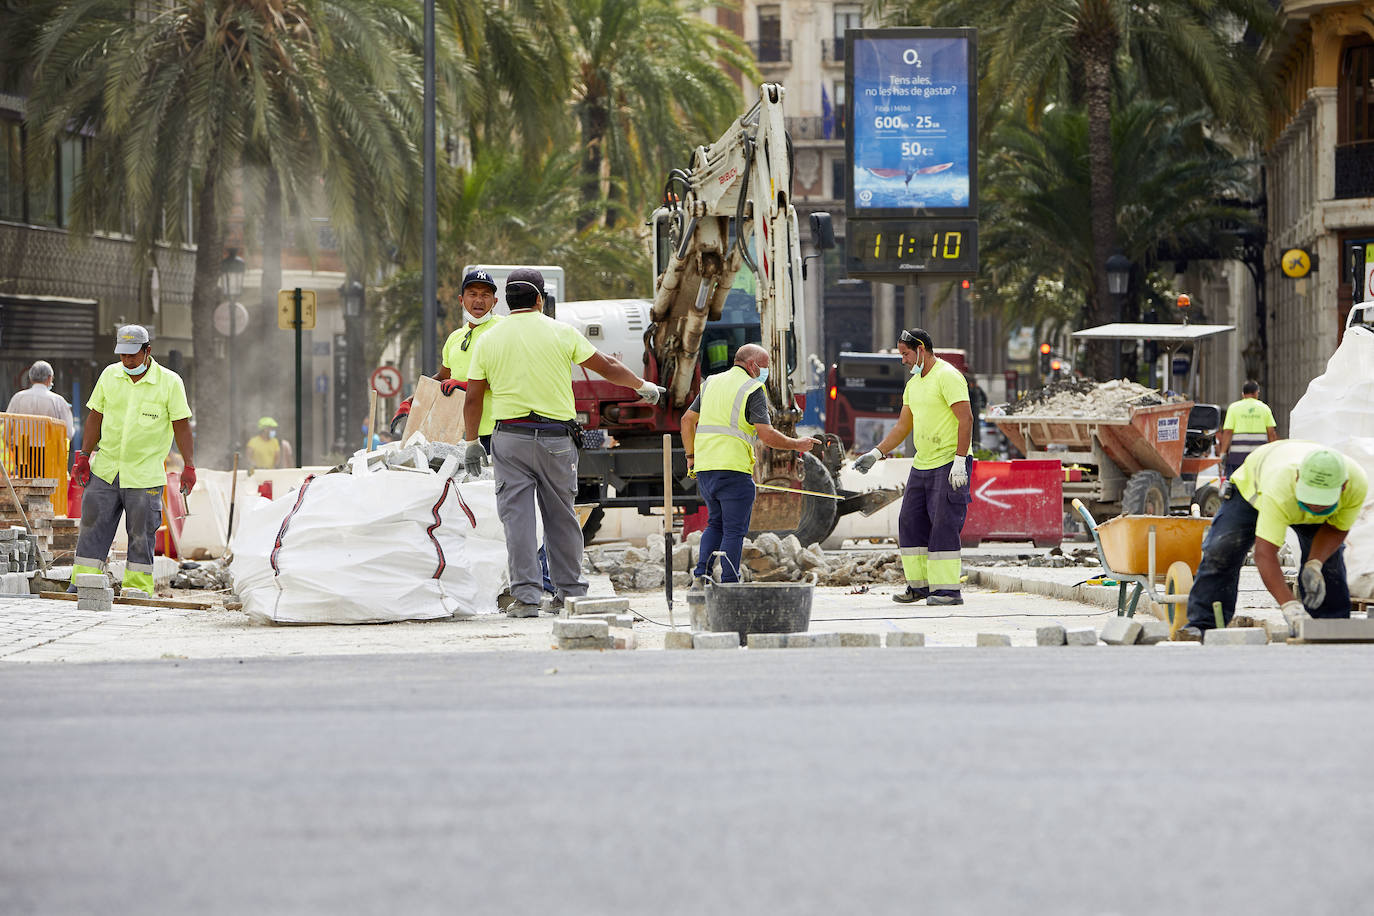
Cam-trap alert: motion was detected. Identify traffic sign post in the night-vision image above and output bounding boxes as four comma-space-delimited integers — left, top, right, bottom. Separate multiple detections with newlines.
278, 288, 314, 468
370, 366, 404, 399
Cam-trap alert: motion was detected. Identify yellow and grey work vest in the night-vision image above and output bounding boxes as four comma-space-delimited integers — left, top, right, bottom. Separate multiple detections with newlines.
694, 366, 765, 474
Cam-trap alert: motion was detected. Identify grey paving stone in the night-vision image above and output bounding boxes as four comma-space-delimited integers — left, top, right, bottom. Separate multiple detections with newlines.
1100, 617, 1143, 645
76, 598, 113, 612
1064, 627, 1099, 646
1204, 627, 1268, 646
1297, 617, 1374, 642
664, 631, 695, 650
555, 635, 615, 650
885, 631, 925, 647
74, 574, 107, 588
786, 632, 841, 648
838, 632, 882, 648
1139, 619, 1171, 645
693, 631, 740, 650
1035, 624, 1066, 646
76, 587, 113, 600
566, 597, 631, 615
976, 633, 1012, 647
745, 633, 787, 649
551, 619, 609, 639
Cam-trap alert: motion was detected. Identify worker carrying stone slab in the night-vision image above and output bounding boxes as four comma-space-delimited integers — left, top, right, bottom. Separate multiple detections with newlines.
1181, 440, 1368, 640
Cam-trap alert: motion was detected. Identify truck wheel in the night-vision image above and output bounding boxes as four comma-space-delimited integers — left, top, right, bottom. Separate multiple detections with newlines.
751, 452, 838, 547
1122, 470, 1168, 516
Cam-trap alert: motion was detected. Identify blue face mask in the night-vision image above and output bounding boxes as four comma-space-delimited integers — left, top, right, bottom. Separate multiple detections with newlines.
1298, 500, 1337, 517
757, 367, 769, 384
123, 359, 148, 377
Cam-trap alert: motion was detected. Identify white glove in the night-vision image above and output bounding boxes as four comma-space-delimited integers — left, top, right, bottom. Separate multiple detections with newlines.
1299, 559, 1326, 609
853, 448, 882, 474
948, 455, 969, 490
636, 381, 666, 405
462, 439, 487, 478
1281, 599, 1309, 636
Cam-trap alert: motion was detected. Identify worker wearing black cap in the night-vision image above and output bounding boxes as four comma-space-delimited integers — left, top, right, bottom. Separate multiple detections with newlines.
461, 268, 665, 617
390, 268, 502, 437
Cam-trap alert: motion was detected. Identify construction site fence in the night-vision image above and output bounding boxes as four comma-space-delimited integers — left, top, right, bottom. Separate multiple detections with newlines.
1, 412, 70, 516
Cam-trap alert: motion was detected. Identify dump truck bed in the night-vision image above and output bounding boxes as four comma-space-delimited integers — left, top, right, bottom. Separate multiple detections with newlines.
994, 401, 1192, 479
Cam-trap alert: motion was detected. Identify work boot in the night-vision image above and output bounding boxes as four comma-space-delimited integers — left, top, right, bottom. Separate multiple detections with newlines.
542, 594, 564, 616
506, 600, 541, 618
1174, 626, 1204, 642
926, 594, 964, 606
496, 590, 517, 612
892, 586, 929, 604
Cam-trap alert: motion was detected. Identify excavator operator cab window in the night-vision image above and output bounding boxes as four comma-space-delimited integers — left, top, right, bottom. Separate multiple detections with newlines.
651, 208, 675, 279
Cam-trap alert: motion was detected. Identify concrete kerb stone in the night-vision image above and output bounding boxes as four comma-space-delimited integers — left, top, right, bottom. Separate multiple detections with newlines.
838, 632, 882, 648
1139, 619, 1171, 645
74, 573, 107, 589
564, 596, 631, 616
1203, 627, 1269, 646
786, 632, 842, 649
556, 635, 615, 650
746, 633, 787, 649
693, 631, 740, 650
976, 633, 1013, 647
664, 631, 695, 650
76, 587, 114, 600
1064, 627, 1099, 646
551, 618, 610, 640
1035, 624, 1067, 646
886, 632, 925, 647
1100, 617, 1143, 645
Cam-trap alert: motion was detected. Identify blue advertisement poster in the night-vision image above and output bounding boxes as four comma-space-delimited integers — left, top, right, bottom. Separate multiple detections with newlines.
847, 29, 976, 217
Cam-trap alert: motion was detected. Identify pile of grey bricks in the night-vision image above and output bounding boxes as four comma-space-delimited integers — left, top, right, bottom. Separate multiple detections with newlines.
551, 597, 637, 650
74, 573, 114, 611
0, 525, 40, 573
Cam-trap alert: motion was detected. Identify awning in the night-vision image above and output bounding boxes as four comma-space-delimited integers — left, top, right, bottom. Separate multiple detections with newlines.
0, 294, 100, 359
1071, 323, 1235, 342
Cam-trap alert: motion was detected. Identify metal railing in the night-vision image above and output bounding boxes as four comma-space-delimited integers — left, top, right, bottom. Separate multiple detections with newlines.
748, 39, 792, 63
786, 116, 846, 141
822, 38, 846, 64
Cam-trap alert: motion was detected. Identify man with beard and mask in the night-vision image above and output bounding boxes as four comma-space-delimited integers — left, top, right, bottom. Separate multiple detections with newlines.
70, 325, 194, 596
852, 328, 974, 605
389, 268, 503, 440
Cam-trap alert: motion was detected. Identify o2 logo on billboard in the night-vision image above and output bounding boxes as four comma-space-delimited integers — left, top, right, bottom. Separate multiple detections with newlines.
902, 49, 922, 66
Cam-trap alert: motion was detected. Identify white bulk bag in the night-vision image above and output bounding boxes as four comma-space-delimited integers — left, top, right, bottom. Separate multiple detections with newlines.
229, 470, 508, 624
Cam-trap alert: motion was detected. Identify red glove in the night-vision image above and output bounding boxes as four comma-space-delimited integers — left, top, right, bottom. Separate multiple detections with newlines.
440, 378, 465, 396
180, 465, 197, 494
390, 397, 413, 437
72, 451, 91, 487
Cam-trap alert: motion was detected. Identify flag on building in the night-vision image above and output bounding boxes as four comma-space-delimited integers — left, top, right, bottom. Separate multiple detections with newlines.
822, 85, 834, 140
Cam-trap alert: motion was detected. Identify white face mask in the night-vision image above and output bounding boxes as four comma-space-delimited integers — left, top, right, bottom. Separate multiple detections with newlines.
124, 359, 149, 377
464, 310, 493, 326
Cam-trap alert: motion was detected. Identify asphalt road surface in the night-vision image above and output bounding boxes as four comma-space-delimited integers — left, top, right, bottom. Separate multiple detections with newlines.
3, 647, 1373, 915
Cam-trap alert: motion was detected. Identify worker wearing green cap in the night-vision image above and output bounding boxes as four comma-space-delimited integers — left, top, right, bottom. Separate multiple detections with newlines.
1182, 440, 1369, 639
245, 417, 281, 470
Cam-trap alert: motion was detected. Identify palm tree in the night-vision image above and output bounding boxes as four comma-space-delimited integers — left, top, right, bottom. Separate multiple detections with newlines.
567, 0, 757, 226
21, 0, 447, 462
874, 0, 1276, 377
978, 97, 1257, 340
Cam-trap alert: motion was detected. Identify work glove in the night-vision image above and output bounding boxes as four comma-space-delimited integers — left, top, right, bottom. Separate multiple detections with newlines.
180, 465, 197, 496
853, 448, 882, 474
389, 397, 413, 438
1281, 599, 1310, 636
72, 451, 91, 487
462, 439, 487, 478
636, 381, 666, 405
1299, 558, 1327, 610
948, 455, 970, 490
440, 379, 465, 397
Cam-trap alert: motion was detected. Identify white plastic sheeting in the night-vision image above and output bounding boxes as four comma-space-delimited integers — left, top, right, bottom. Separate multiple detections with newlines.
1289, 326, 1374, 595
229, 469, 508, 624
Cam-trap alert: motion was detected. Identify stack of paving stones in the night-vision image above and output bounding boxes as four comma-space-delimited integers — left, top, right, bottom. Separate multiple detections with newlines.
0, 478, 57, 555
0, 526, 40, 574
48, 518, 79, 563
74, 573, 114, 611
552, 598, 638, 649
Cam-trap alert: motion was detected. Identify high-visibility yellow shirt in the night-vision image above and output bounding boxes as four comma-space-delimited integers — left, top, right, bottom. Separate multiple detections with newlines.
1231, 440, 1369, 545
442, 316, 504, 435
694, 366, 766, 474
466, 311, 596, 422
87, 359, 192, 489
1223, 397, 1276, 435
902, 358, 969, 469
245, 434, 280, 469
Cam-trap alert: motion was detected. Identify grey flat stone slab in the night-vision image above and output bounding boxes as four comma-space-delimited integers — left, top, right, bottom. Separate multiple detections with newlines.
1064, 628, 1099, 646
746, 633, 787, 649
885, 632, 925, 648
555, 635, 614, 650
1204, 627, 1268, 646
76, 599, 112, 612
976, 633, 1012, 647
1100, 617, 1142, 646
837, 632, 882, 648
693, 631, 740, 650
1296, 617, 1374, 642
567, 597, 631, 615
552, 619, 609, 639
664, 631, 695, 650
1035, 625, 1066, 646
76, 587, 113, 600
1139, 619, 1171, 645
74, 574, 107, 588
786, 633, 841, 649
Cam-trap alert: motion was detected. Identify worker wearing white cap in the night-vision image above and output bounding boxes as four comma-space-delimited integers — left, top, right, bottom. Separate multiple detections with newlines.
1181, 440, 1369, 639
70, 325, 194, 596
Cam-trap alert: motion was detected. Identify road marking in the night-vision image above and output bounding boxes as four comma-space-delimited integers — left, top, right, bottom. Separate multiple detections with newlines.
975, 478, 1041, 509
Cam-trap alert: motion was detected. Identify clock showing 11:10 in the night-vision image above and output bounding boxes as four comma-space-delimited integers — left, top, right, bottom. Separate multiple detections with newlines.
844, 219, 979, 276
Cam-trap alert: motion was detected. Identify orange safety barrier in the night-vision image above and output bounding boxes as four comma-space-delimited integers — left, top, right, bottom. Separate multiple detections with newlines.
1, 412, 70, 516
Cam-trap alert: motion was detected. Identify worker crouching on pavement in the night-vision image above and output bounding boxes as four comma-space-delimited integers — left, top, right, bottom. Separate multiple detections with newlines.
1181, 440, 1368, 639
681, 343, 819, 584
853, 328, 974, 605
460, 268, 664, 617
70, 325, 195, 595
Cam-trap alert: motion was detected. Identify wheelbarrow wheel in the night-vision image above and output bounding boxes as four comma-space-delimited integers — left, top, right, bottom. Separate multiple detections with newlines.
1164, 561, 1193, 638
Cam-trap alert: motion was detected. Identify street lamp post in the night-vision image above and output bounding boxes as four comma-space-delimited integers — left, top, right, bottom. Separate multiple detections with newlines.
343, 280, 365, 456
219, 248, 246, 457
1106, 253, 1132, 380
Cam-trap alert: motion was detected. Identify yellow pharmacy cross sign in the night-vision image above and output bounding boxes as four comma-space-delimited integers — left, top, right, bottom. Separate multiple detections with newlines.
277, 288, 317, 330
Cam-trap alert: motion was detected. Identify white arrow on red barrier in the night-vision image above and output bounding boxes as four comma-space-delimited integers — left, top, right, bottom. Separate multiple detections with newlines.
974, 478, 1042, 509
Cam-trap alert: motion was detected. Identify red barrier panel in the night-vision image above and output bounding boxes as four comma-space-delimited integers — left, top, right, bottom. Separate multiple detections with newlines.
962, 459, 1063, 548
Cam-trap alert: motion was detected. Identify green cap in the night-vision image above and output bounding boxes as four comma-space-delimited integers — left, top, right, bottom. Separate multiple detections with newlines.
258, 417, 278, 429
1296, 448, 1347, 507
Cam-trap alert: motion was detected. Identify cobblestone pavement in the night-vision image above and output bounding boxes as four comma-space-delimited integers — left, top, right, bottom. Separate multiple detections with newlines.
0, 595, 195, 662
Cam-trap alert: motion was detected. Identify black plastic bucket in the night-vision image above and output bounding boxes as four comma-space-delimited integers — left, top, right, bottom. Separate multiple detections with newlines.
703, 573, 815, 639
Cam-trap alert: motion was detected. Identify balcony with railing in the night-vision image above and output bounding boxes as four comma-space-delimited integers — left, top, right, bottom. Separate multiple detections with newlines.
822, 38, 846, 65
1336, 141, 1374, 199
786, 116, 846, 141
748, 39, 792, 64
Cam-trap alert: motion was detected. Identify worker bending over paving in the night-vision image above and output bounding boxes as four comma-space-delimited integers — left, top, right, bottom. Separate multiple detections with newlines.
1182, 439, 1368, 639
853, 328, 973, 605
681, 343, 819, 583
1217, 380, 1277, 477
461, 269, 664, 617
70, 325, 195, 595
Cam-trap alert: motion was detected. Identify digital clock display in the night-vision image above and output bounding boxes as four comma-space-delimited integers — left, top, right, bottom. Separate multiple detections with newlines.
845, 219, 978, 277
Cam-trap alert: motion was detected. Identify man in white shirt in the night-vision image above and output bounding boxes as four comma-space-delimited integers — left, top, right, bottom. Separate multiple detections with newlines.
6, 361, 75, 438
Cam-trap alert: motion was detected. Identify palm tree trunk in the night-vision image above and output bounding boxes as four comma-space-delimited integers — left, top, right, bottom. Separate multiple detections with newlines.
190, 168, 230, 467
579, 98, 608, 230
1082, 46, 1118, 381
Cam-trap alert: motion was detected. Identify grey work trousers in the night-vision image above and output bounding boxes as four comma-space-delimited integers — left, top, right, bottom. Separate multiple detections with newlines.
73, 473, 163, 591
492, 427, 588, 604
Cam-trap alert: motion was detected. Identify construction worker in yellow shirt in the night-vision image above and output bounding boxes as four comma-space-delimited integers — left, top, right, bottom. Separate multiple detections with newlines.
1217, 379, 1278, 477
